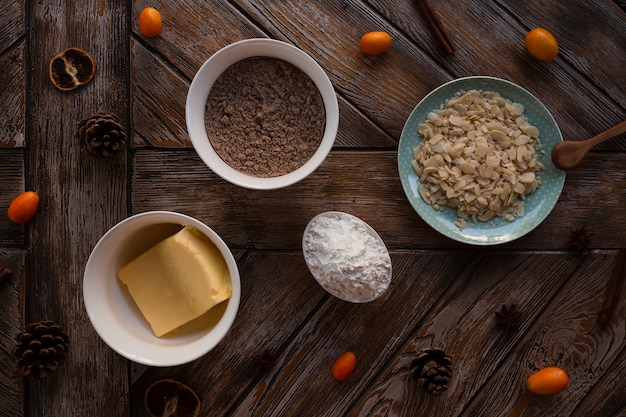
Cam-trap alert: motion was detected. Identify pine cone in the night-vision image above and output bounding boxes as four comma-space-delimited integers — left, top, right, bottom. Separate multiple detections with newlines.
410, 347, 453, 395
77, 112, 127, 158
12, 321, 69, 379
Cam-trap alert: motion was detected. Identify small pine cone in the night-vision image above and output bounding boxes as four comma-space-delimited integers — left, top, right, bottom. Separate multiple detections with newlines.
12, 321, 69, 379
410, 347, 453, 395
77, 112, 127, 158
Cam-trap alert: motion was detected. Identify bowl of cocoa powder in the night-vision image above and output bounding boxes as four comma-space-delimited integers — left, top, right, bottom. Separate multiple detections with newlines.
186, 38, 339, 190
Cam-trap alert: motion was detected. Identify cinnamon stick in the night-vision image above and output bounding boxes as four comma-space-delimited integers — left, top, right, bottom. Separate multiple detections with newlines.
416, 0, 455, 55
599, 248, 626, 326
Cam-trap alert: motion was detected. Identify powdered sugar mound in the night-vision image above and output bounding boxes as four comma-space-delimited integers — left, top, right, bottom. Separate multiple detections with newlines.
302, 212, 392, 303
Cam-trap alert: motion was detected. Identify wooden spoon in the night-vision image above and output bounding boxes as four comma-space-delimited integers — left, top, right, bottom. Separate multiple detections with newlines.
551, 120, 626, 170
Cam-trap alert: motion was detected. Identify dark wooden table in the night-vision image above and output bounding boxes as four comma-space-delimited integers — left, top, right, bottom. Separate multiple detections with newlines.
1, 1, 625, 416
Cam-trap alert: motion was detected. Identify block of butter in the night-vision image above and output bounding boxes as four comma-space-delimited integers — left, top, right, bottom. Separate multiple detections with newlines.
118, 226, 232, 337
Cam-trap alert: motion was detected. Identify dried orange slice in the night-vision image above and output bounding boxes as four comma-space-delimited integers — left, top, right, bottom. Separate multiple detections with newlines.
144, 379, 201, 417
49, 47, 96, 91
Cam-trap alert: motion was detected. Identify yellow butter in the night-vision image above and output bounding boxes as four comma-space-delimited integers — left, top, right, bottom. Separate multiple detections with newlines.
118, 226, 232, 337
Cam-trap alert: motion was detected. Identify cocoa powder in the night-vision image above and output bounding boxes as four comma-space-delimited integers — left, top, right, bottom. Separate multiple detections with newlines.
205, 57, 326, 178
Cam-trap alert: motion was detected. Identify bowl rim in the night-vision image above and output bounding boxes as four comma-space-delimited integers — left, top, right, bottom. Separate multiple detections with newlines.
398, 76, 566, 245
186, 38, 339, 190
83, 211, 241, 366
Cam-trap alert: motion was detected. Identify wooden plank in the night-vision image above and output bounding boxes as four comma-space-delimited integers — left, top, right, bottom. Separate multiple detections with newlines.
0, 40, 25, 148
131, 38, 189, 147
0, 250, 25, 417
0, 4, 27, 413
223, 252, 583, 416
573, 346, 626, 416
225, 251, 478, 416
0, 251, 24, 350
0, 0, 23, 52
131, 0, 265, 80
496, 0, 626, 111
460, 250, 626, 416
131, 149, 626, 250
0, 150, 25, 246
25, 1, 130, 415
335, 98, 398, 148
366, 0, 626, 149
348, 252, 583, 416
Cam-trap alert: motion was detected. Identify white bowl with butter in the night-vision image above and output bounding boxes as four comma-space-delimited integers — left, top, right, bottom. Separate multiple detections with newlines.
83, 211, 240, 366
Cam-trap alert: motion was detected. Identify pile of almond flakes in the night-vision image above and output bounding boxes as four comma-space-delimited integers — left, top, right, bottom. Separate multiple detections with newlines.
412, 89, 544, 229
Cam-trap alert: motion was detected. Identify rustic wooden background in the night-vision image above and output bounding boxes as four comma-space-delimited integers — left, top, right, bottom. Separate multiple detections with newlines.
1, 0, 624, 416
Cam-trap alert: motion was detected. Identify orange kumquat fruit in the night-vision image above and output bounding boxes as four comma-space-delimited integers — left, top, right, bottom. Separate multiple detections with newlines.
527, 366, 569, 395
525, 28, 559, 62
139, 7, 162, 37
360, 31, 393, 56
7, 191, 40, 224
332, 351, 356, 381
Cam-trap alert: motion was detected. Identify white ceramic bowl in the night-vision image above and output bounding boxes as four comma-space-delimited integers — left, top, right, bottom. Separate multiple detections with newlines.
83, 211, 241, 366
186, 38, 339, 190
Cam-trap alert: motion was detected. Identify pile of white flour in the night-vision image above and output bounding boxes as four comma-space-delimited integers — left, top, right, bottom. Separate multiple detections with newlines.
302, 212, 392, 303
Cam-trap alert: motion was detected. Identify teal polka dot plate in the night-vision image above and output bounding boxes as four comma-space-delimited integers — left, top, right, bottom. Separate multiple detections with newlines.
398, 76, 566, 245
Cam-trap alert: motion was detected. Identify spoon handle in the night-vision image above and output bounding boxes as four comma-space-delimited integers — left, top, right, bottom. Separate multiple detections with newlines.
585, 120, 626, 148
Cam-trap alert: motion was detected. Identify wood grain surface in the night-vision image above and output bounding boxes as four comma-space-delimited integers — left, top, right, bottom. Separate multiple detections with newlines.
0, 0, 624, 416
129, 150, 626, 250
18, 1, 130, 416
